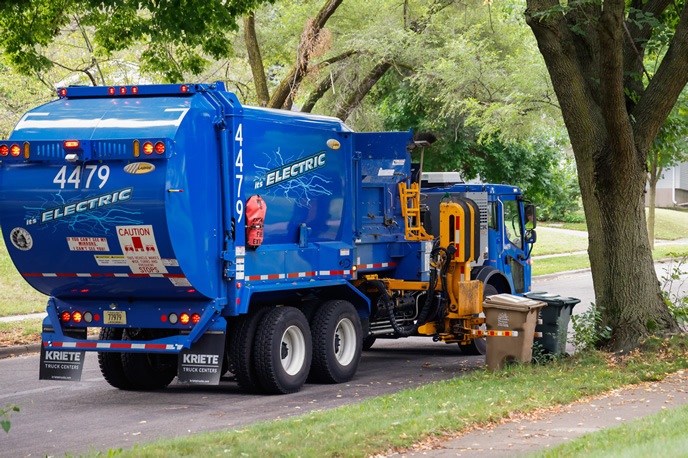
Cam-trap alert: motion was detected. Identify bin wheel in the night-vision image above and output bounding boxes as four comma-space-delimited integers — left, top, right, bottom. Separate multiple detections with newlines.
460, 284, 498, 355
120, 330, 177, 390
362, 334, 377, 351
97, 327, 133, 390
228, 307, 271, 393
309, 300, 362, 383
254, 307, 312, 394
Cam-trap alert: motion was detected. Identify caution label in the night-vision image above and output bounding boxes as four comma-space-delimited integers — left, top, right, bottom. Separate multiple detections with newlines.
116, 225, 168, 274
67, 237, 110, 252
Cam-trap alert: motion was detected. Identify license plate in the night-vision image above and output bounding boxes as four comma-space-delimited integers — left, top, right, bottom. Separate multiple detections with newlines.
104, 310, 127, 325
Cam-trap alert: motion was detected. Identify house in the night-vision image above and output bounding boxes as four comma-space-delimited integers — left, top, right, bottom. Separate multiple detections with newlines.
647, 162, 688, 207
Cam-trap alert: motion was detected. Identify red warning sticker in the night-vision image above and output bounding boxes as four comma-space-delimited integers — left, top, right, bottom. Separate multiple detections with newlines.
116, 225, 168, 274
67, 237, 110, 252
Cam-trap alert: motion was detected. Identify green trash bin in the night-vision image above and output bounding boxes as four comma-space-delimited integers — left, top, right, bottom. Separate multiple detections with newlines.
525, 292, 580, 355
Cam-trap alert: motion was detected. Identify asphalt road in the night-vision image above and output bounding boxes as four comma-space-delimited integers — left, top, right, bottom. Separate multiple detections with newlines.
1, 337, 485, 457
5, 266, 686, 457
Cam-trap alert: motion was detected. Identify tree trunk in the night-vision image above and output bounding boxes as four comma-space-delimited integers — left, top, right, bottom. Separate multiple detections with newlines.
647, 152, 661, 249
525, 0, 686, 351
648, 179, 657, 249
244, 12, 270, 106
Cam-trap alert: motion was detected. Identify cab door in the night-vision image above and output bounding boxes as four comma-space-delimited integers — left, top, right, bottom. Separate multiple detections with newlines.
492, 196, 531, 294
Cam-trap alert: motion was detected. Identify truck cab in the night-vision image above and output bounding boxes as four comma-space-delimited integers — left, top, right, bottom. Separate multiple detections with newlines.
420, 172, 536, 296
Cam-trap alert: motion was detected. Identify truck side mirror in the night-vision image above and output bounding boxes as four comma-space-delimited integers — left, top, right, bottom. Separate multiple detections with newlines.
527, 229, 537, 244
526, 204, 537, 229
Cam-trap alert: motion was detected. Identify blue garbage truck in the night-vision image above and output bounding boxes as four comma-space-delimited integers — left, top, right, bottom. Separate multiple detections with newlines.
0, 82, 537, 394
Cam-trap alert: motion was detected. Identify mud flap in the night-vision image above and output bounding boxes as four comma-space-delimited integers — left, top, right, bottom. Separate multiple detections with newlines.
39, 345, 86, 382
177, 331, 225, 385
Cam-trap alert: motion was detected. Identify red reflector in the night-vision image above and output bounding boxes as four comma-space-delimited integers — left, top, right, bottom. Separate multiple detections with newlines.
180, 85, 188, 93
10, 145, 20, 157
236, 282, 241, 289
64, 140, 80, 149
80, 289, 89, 293
0, 145, 8, 156
59, 88, 67, 96
191, 313, 201, 324
161, 315, 168, 322
180, 313, 190, 325
94, 314, 100, 322
186, 289, 195, 293
119, 87, 127, 94
131, 86, 139, 94
108, 87, 115, 95
143, 142, 154, 155
154, 142, 165, 154
61, 311, 71, 322
72, 311, 83, 323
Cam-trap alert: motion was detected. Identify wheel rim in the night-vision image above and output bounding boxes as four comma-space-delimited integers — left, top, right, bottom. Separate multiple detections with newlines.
280, 325, 306, 376
333, 318, 357, 366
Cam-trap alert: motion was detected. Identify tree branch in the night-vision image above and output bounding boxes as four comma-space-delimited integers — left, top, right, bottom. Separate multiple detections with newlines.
268, 0, 344, 109
632, 2, 688, 152
336, 61, 391, 121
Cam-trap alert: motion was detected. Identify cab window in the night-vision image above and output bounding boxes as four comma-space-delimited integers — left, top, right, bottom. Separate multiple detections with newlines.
504, 200, 523, 250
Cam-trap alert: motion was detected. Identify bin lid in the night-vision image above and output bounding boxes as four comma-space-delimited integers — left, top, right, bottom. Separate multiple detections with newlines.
483, 293, 547, 311
525, 292, 581, 307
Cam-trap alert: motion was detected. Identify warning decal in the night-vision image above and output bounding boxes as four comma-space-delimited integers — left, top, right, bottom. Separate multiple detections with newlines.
116, 225, 168, 274
94, 255, 127, 266
68, 237, 110, 252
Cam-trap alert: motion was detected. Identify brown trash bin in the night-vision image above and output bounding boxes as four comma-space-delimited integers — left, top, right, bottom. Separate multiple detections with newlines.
483, 294, 546, 370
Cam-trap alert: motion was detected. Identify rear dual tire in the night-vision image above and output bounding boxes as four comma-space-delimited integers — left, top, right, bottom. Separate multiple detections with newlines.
309, 300, 362, 384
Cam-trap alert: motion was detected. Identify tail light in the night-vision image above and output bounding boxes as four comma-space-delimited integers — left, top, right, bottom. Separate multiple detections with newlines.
180, 85, 189, 93
154, 142, 165, 154
191, 313, 201, 324
108, 87, 116, 95
131, 86, 139, 94
61, 311, 71, 322
180, 313, 190, 325
0, 145, 8, 156
72, 311, 83, 323
143, 142, 154, 155
10, 145, 20, 157
119, 87, 127, 95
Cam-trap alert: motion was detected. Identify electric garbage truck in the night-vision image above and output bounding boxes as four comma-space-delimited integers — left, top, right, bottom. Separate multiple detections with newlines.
0, 82, 537, 394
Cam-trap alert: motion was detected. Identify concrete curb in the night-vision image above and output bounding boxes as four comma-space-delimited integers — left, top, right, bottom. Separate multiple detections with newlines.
0, 343, 41, 360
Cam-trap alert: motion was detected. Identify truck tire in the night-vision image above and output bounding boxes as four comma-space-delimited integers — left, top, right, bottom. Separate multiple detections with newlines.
97, 327, 133, 390
228, 307, 271, 393
254, 307, 312, 394
120, 330, 177, 390
309, 300, 362, 383
459, 284, 498, 355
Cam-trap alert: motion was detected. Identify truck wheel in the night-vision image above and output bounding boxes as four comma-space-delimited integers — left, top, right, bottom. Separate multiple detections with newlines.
97, 328, 133, 390
228, 307, 271, 393
121, 330, 177, 390
254, 307, 312, 394
309, 300, 362, 383
459, 284, 498, 355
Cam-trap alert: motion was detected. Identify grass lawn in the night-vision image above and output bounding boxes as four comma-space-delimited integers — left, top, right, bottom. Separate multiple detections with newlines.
541, 207, 688, 241
535, 403, 688, 457
104, 336, 688, 457
532, 227, 588, 256
0, 234, 47, 317
533, 244, 688, 276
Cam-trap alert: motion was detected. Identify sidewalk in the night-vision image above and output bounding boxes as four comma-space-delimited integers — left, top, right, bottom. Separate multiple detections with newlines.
393, 370, 688, 457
